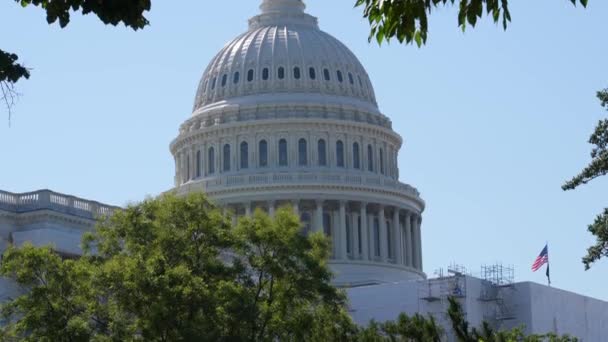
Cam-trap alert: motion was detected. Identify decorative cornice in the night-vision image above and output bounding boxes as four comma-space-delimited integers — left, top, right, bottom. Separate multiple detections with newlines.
170, 118, 403, 154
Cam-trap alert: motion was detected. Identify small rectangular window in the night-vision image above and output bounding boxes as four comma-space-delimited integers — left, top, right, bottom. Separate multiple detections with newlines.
309, 67, 316, 80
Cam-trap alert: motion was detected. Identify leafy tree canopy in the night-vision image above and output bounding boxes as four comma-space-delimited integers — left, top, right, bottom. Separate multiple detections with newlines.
1, 0, 150, 119
0, 193, 354, 341
0, 193, 580, 341
563, 89, 608, 269
355, 0, 588, 46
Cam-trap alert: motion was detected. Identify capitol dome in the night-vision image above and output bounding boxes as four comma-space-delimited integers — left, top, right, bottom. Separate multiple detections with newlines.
193, 0, 377, 114
171, 0, 426, 285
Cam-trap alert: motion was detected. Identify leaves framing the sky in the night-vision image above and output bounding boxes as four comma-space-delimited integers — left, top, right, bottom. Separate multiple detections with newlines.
563, 89, 608, 270
355, 0, 589, 47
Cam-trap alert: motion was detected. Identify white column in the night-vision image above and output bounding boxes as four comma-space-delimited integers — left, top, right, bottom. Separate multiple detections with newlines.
416, 216, 423, 270
411, 214, 419, 270
314, 200, 324, 233
393, 208, 402, 265
230, 206, 238, 227
292, 200, 300, 217
352, 212, 360, 259
268, 201, 276, 218
245, 202, 252, 217
339, 201, 348, 260
368, 211, 375, 259
360, 202, 369, 261
190, 147, 196, 180
405, 211, 413, 267
379, 205, 388, 262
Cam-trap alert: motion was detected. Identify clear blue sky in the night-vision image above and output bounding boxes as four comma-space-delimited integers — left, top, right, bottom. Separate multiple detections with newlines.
1, 1, 607, 300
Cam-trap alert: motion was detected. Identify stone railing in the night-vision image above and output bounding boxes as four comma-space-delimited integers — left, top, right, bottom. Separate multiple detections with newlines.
190, 171, 421, 198
0, 189, 119, 220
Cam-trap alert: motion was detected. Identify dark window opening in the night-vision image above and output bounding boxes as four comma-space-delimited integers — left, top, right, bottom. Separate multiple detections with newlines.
318, 139, 327, 166
278, 67, 285, 80
298, 138, 308, 166
259, 140, 268, 167
309, 67, 316, 80
247, 69, 254, 82
279, 139, 288, 166
294, 67, 301, 79
336, 140, 345, 167
262, 68, 269, 80
223, 144, 231, 172
240, 142, 249, 169
353, 142, 360, 169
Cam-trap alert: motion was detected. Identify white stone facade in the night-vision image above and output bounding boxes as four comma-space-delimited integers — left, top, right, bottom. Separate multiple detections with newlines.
0, 189, 117, 305
170, 0, 426, 285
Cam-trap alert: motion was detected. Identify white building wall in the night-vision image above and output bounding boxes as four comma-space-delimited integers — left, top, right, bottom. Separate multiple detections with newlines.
347, 275, 608, 341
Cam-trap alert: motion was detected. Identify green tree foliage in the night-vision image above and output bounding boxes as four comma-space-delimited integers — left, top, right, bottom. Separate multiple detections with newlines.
446, 297, 577, 342
0, 193, 353, 341
355, 0, 588, 46
563, 89, 608, 269
0, 194, 583, 341
1, 0, 150, 118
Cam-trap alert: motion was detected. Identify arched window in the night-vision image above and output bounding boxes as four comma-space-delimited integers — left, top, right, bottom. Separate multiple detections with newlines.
348, 72, 354, 85
353, 142, 360, 170
367, 145, 374, 172
259, 140, 268, 167
208, 147, 215, 174
221, 74, 227, 87
262, 67, 269, 80
196, 150, 201, 178
323, 68, 331, 81
298, 138, 308, 166
278, 139, 288, 166
233, 71, 240, 84
336, 140, 345, 167
318, 139, 327, 166
380, 148, 385, 175
309, 67, 316, 80
223, 144, 231, 172
293, 67, 301, 79
247, 69, 254, 82
278, 67, 285, 80
211, 77, 217, 90
240, 141, 249, 169
373, 218, 381, 257
337, 70, 343, 83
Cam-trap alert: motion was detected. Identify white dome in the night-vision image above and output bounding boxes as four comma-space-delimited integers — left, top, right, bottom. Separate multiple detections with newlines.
192, 0, 378, 113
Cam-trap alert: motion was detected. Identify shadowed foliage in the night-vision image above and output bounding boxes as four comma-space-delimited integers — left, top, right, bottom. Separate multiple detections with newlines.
1, 0, 150, 118
563, 89, 608, 269
355, 0, 588, 46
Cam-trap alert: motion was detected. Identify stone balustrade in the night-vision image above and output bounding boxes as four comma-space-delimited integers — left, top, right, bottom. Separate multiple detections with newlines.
188, 171, 421, 198
0, 189, 118, 220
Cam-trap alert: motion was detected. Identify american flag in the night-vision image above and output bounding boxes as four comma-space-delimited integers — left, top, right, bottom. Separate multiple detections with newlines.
532, 244, 549, 272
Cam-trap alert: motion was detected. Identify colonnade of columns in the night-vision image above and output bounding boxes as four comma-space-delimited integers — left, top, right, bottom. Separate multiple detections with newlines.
226, 199, 423, 271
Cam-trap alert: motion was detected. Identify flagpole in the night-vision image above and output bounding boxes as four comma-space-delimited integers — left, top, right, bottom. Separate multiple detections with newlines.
546, 241, 551, 287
